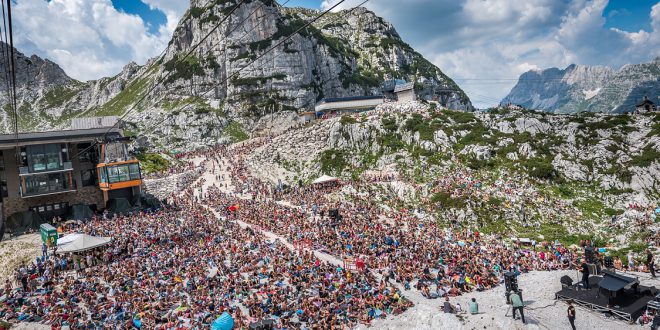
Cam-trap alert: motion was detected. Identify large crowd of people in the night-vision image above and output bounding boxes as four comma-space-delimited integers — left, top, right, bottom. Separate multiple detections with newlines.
1, 140, 657, 329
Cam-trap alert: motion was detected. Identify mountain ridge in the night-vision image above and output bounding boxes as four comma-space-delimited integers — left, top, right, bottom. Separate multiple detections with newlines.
0, 0, 472, 148
501, 58, 660, 113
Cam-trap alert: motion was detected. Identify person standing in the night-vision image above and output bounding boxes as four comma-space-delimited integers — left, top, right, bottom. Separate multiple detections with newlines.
647, 249, 656, 278
580, 259, 590, 289
567, 300, 576, 330
510, 291, 526, 324
469, 298, 479, 315
627, 251, 635, 271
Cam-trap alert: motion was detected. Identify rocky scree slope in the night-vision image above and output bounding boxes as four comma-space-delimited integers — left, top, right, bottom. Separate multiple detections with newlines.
246, 102, 660, 244
502, 57, 660, 113
0, 0, 470, 150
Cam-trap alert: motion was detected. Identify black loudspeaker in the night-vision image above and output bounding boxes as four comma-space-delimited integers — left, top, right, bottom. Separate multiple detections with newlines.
560, 275, 573, 287
604, 256, 614, 269
329, 209, 339, 220
585, 247, 596, 264
504, 272, 518, 293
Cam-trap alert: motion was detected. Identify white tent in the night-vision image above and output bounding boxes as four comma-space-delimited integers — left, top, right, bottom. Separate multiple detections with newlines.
57, 233, 83, 246
57, 234, 112, 253
312, 175, 338, 185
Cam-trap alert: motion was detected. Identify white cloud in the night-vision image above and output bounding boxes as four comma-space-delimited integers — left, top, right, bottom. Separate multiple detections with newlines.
11, 0, 660, 109
141, 0, 189, 35
13, 0, 185, 81
323, 0, 660, 108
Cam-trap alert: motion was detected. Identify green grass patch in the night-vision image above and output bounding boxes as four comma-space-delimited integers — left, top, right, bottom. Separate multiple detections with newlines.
443, 110, 476, 124
340, 116, 357, 125
164, 54, 204, 84
224, 121, 248, 143
136, 153, 171, 174
404, 113, 441, 141
431, 191, 466, 208
41, 85, 81, 108
95, 76, 151, 116
573, 198, 605, 219
523, 158, 557, 180
629, 145, 660, 167
319, 149, 349, 176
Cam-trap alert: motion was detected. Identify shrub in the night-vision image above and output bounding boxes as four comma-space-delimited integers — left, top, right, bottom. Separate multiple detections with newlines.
190, 7, 205, 18
136, 153, 171, 174
629, 145, 660, 167
404, 113, 440, 141
340, 116, 357, 125
444, 110, 476, 124
377, 133, 405, 152
604, 208, 624, 216
224, 121, 248, 143
556, 184, 574, 198
163, 55, 204, 83
431, 191, 466, 209
319, 149, 349, 176
524, 158, 557, 180
381, 116, 397, 131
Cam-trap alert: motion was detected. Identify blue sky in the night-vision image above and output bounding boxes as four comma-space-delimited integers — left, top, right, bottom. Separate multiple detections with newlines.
111, 0, 657, 38
111, 0, 167, 34
12, 0, 660, 108
603, 0, 657, 31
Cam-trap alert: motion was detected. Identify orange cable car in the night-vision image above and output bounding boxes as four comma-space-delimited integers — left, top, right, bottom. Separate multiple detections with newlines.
96, 141, 143, 192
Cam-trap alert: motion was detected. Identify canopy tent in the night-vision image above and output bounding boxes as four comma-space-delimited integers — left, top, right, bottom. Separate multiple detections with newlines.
5, 210, 44, 235
57, 233, 83, 246
106, 198, 133, 215
312, 175, 339, 185
67, 204, 94, 221
57, 234, 112, 253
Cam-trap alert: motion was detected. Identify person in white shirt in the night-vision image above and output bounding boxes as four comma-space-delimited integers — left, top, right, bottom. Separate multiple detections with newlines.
628, 252, 635, 271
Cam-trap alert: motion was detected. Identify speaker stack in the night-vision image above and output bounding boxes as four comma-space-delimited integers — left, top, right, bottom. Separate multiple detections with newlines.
604, 256, 614, 269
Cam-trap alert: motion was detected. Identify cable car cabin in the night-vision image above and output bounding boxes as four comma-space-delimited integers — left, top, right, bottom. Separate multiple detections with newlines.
97, 160, 142, 190
96, 142, 142, 204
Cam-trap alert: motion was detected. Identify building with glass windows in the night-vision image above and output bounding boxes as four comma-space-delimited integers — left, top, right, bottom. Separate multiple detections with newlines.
0, 125, 142, 222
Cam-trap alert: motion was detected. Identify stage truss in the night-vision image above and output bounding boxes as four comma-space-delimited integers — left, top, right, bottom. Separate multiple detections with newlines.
555, 292, 633, 322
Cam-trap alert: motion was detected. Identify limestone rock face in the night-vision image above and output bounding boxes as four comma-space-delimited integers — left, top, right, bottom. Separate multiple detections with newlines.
244, 101, 659, 201
502, 57, 660, 113
0, 0, 471, 147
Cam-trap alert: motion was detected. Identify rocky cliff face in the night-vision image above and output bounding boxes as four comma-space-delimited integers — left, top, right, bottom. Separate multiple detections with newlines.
0, 0, 471, 149
502, 57, 660, 113
245, 102, 660, 244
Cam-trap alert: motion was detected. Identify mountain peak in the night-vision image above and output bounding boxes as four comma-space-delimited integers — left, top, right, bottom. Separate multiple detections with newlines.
0, 0, 471, 138
502, 60, 659, 113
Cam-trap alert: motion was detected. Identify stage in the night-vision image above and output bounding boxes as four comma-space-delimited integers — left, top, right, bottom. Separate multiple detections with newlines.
555, 275, 656, 322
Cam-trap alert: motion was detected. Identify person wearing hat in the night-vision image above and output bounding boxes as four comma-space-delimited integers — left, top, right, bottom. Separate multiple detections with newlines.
567, 300, 576, 330
509, 291, 525, 324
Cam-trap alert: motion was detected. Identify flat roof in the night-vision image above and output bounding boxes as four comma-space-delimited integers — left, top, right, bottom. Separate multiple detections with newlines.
319, 95, 383, 104
0, 127, 122, 149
